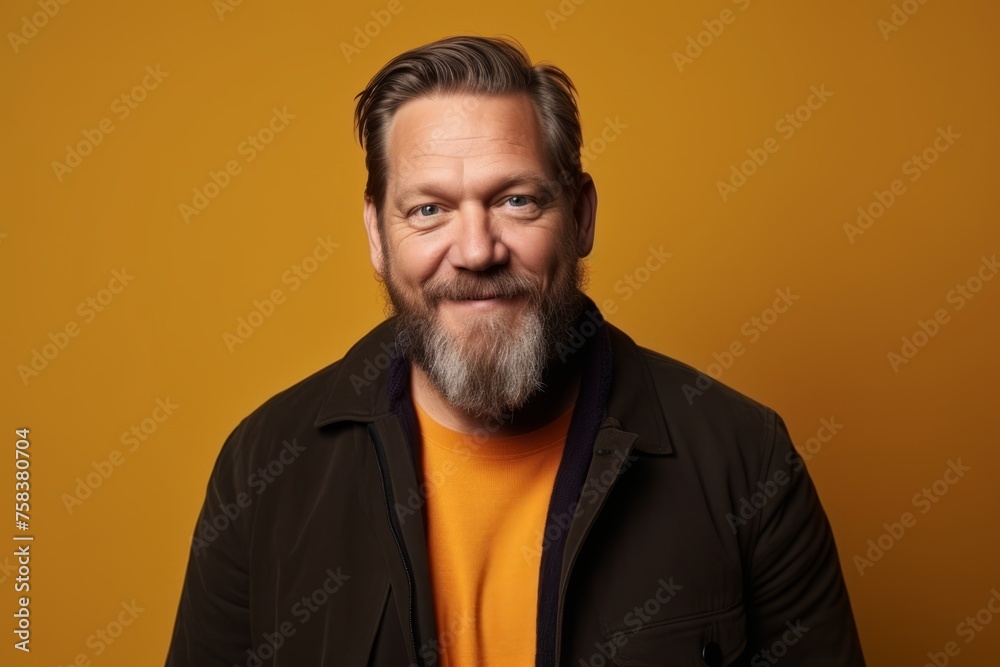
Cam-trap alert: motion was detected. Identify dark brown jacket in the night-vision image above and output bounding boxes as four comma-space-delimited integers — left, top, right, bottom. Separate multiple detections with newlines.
165, 297, 866, 666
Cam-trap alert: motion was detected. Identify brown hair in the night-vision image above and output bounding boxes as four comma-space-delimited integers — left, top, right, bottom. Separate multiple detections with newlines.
353, 35, 584, 227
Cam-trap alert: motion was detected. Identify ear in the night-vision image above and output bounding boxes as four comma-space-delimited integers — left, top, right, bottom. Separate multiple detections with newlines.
572, 172, 597, 257
363, 195, 386, 277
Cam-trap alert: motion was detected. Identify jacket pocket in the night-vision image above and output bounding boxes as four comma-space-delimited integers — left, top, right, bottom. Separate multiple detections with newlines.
606, 600, 746, 667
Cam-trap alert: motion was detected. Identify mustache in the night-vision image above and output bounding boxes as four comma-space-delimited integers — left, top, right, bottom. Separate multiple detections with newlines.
423, 271, 541, 303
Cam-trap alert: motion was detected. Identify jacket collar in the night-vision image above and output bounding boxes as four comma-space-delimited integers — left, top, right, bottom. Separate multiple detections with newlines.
312, 295, 673, 455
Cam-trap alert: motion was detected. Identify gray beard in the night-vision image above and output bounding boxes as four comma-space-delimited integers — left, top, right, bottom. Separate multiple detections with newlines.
385, 272, 585, 423
407, 303, 551, 422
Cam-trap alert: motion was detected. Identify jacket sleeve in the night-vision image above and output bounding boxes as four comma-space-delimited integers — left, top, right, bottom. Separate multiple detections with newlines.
165, 419, 254, 665
739, 409, 867, 666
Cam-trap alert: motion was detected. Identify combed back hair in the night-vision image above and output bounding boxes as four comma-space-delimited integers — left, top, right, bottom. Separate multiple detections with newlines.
353, 35, 583, 228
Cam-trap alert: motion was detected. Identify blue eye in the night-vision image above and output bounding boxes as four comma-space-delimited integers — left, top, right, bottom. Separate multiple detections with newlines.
507, 196, 530, 207
417, 205, 440, 216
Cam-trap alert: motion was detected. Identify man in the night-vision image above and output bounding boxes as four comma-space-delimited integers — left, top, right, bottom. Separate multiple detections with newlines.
166, 35, 867, 666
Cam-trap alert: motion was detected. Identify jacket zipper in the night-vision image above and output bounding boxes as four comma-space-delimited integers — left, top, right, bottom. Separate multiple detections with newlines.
368, 422, 421, 666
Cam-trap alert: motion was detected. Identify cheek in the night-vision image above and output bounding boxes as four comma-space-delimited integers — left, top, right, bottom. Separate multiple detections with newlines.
510, 227, 566, 279
393, 234, 450, 284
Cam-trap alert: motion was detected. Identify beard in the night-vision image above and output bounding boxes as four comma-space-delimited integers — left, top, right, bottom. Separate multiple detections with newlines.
378, 221, 588, 423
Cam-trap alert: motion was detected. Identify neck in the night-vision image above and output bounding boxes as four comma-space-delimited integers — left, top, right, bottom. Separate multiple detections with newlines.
409, 355, 581, 437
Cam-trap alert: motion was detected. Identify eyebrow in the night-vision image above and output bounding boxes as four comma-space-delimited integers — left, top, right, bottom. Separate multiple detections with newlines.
392, 172, 559, 213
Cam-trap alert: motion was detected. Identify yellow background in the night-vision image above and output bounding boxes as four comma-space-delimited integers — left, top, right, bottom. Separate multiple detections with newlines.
3, 0, 998, 664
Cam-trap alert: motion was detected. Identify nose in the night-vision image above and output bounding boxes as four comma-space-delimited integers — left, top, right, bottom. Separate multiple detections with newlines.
447, 204, 509, 271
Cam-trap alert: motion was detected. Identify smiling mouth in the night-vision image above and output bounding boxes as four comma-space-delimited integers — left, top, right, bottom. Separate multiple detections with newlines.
450, 296, 501, 303
442, 294, 523, 308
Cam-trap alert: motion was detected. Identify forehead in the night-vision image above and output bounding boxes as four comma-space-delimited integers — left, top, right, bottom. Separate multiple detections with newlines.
384, 92, 549, 184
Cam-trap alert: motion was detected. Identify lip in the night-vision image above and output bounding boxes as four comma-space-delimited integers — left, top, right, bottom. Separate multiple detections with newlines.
444, 295, 520, 310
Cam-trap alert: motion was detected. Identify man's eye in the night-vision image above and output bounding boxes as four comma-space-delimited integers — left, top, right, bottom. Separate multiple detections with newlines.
506, 196, 533, 208
416, 205, 440, 217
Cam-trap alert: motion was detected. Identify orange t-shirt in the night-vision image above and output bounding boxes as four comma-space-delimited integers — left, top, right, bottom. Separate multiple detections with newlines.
414, 400, 573, 667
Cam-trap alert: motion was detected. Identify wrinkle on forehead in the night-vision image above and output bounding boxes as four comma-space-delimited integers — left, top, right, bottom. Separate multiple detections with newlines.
386, 93, 544, 169
411, 136, 529, 159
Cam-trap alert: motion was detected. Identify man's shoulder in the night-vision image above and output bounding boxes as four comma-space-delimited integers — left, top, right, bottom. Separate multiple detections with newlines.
642, 343, 770, 413
610, 323, 771, 410
246, 357, 344, 426
606, 322, 778, 452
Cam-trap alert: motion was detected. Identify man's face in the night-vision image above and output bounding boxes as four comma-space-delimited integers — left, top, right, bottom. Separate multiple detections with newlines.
363, 92, 594, 421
